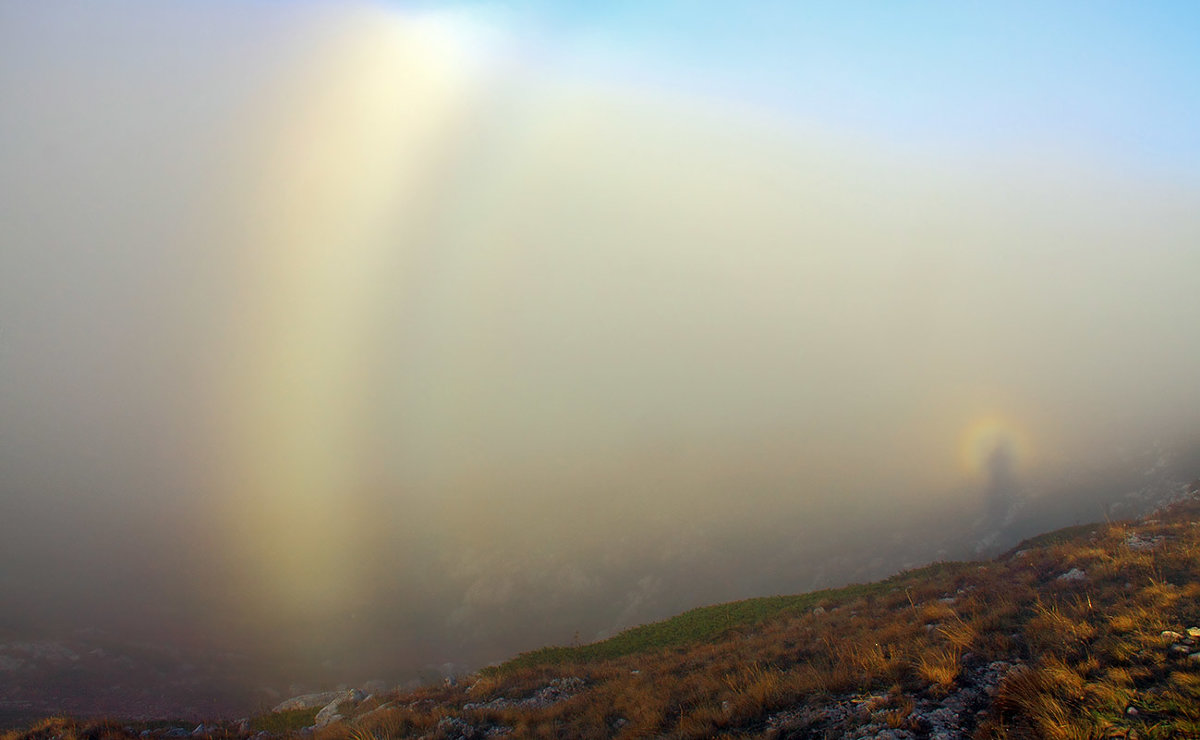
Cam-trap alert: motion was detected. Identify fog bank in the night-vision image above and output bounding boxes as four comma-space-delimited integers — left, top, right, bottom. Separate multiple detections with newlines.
1, 0, 1199, 703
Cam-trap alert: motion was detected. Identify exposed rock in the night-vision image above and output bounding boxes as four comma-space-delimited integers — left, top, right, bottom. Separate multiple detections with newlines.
273, 691, 345, 712
1056, 568, 1087, 582
315, 690, 365, 727
764, 659, 1019, 739
435, 716, 512, 739
1125, 533, 1162, 551
353, 702, 396, 725
461, 676, 585, 712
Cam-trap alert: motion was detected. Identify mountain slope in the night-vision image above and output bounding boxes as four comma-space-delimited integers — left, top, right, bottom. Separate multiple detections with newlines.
9, 488, 1200, 740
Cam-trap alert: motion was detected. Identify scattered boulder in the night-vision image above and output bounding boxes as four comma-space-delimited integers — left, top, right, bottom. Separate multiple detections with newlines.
315, 690, 366, 727
435, 715, 512, 739
273, 691, 346, 712
353, 702, 396, 725
1125, 533, 1162, 551
764, 660, 1019, 740
461, 676, 585, 712
1056, 568, 1087, 582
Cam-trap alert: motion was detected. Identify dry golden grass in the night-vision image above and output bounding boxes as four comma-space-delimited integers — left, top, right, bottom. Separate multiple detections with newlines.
9, 500, 1200, 740
1106, 613, 1137, 634
5, 719, 133, 740
881, 694, 915, 729
915, 646, 961, 694
1027, 599, 1098, 654
936, 615, 978, 650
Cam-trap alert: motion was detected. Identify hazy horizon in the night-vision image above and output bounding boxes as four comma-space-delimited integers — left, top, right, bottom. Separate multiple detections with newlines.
2, 0, 1199, 709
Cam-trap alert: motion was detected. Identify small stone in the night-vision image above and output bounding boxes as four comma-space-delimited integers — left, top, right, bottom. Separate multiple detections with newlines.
1126, 706, 1139, 716
1056, 568, 1087, 582
1187, 627, 1200, 639
1162, 631, 1184, 641
1126, 534, 1159, 551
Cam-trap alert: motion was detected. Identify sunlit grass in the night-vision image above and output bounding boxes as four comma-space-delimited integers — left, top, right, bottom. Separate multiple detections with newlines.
10, 500, 1200, 740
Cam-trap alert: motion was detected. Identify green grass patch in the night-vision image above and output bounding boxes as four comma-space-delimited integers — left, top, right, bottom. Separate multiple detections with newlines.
483, 572, 965, 676
248, 708, 319, 734
1004, 523, 1102, 556
485, 557, 983, 675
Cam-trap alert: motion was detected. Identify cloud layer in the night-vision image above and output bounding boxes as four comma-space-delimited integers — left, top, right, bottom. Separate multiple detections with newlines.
1, 0, 1198, 687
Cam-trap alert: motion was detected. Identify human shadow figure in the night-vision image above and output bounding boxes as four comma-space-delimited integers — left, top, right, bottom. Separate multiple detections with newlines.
984, 439, 1019, 526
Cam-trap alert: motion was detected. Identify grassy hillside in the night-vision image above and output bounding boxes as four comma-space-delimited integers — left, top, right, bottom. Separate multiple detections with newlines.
487, 564, 967, 676
9, 494, 1200, 739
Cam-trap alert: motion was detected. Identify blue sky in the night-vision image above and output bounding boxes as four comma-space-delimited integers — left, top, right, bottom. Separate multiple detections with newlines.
407, 1, 1200, 174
